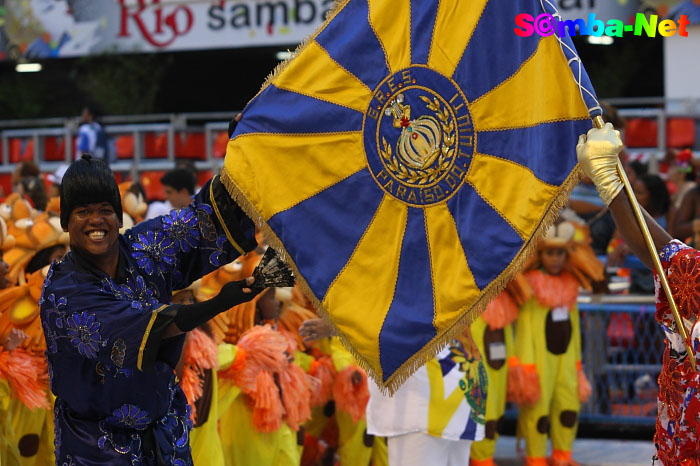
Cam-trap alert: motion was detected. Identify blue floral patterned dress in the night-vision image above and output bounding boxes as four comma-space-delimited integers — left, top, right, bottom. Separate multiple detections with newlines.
40, 177, 256, 465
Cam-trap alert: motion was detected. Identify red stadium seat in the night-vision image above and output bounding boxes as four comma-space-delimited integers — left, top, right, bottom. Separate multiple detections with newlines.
0, 174, 12, 198
197, 171, 212, 189
175, 133, 205, 160
9, 139, 22, 163
213, 132, 229, 158
624, 118, 658, 148
115, 135, 134, 159
140, 170, 166, 202
666, 118, 695, 148
144, 133, 168, 158
44, 136, 66, 161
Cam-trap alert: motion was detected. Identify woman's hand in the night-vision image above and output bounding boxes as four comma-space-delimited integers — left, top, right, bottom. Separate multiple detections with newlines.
299, 318, 334, 344
2, 328, 28, 351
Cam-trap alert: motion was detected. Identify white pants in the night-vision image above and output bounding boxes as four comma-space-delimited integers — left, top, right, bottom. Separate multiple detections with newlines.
387, 432, 472, 466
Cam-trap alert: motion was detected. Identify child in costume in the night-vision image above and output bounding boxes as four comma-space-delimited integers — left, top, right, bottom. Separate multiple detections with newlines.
512, 221, 600, 466
469, 275, 532, 466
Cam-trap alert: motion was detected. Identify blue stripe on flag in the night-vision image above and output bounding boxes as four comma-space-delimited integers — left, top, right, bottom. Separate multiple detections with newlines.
410, 0, 439, 65
452, 0, 542, 102
236, 85, 364, 136
460, 415, 478, 440
267, 169, 384, 301
379, 207, 436, 382
447, 184, 523, 290
316, 0, 390, 91
477, 119, 592, 186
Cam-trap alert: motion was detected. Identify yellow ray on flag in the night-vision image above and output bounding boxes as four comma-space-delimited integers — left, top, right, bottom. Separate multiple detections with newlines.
424, 204, 480, 333
274, 41, 373, 113
467, 153, 560, 240
470, 36, 591, 131
225, 131, 365, 220
322, 196, 408, 380
368, 0, 411, 74
428, 0, 488, 77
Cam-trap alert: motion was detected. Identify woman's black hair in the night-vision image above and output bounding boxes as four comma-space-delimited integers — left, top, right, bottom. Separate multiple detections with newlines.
639, 173, 670, 218
60, 154, 123, 229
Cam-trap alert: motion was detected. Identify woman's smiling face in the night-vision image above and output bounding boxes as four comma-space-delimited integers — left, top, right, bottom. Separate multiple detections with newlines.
66, 201, 121, 263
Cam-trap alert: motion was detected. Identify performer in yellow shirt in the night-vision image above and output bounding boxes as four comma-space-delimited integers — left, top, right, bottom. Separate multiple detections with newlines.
512, 222, 600, 466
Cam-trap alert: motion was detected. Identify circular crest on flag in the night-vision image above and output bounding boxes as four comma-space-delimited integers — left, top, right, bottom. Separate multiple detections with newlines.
363, 66, 475, 207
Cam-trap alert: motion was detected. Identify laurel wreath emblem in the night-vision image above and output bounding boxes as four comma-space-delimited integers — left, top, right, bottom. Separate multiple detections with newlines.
379, 95, 456, 186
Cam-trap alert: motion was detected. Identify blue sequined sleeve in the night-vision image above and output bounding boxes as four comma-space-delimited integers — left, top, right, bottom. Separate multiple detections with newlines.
124, 176, 257, 293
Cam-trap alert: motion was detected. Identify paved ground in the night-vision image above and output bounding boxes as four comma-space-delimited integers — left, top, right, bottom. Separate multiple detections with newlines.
493, 436, 656, 465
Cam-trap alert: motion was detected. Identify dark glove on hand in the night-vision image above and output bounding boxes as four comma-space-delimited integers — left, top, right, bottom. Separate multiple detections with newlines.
173, 279, 261, 332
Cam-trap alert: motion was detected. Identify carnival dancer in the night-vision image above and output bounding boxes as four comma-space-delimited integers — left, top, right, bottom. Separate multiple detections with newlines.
40, 154, 274, 464
300, 317, 379, 466
217, 287, 310, 466
512, 221, 599, 466
469, 275, 532, 466
577, 122, 700, 463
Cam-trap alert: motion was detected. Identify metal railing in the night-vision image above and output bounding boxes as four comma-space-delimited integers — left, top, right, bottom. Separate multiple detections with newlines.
0, 97, 698, 177
0, 112, 241, 181
578, 297, 660, 426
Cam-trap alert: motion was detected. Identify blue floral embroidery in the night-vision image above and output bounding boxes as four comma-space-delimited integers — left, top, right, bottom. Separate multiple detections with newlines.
108, 404, 151, 431
162, 208, 200, 253
196, 204, 217, 242
38, 266, 53, 307
45, 293, 68, 329
66, 311, 103, 359
209, 235, 228, 267
44, 321, 58, 353
131, 230, 177, 277
104, 271, 159, 313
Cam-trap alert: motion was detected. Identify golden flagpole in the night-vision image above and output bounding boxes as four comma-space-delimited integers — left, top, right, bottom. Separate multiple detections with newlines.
592, 115, 695, 370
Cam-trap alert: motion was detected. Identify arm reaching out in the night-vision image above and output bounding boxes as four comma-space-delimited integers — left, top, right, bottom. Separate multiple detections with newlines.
576, 123, 672, 269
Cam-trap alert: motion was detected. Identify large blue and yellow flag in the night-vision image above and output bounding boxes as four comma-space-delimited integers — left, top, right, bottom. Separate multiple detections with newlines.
222, 0, 601, 392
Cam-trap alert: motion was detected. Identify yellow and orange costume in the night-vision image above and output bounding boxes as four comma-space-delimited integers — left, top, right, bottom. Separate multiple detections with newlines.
469, 275, 532, 466
512, 222, 600, 466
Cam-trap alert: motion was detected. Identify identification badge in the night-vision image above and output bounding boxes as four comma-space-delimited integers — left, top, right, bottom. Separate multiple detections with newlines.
552, 306, 569, 322
488, 342, 506, 361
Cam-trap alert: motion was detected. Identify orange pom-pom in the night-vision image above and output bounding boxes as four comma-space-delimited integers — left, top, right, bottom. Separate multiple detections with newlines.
507, 362, 540, 406
280, 363, 312, 431
180, 365, 202, 421
309, 355, 336, 407
180, 328, 218, 421
481, 291, 518, 330
333, 365, 369, 422
0, 347, 49, 410
250, 371, 284, 432
233, 325, 289, 393
184, 328, 218, 371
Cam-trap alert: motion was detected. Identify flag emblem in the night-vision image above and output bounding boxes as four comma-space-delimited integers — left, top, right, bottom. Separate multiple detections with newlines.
366, 67, 474, 206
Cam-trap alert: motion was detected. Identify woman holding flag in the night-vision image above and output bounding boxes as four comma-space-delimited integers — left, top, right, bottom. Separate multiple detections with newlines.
578, 122, 700, 463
